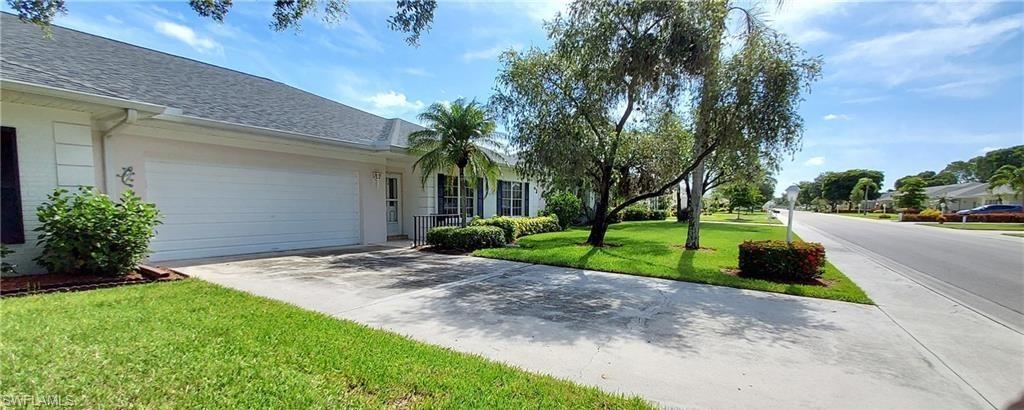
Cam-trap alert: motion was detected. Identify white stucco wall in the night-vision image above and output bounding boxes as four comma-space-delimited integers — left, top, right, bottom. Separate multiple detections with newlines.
0, 102, 97, 274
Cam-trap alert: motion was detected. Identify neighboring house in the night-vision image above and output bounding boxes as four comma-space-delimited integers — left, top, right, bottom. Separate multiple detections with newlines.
874, 181, 1020, 211
0, 13, 543, 273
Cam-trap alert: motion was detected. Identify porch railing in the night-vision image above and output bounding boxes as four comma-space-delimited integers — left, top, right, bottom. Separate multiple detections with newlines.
412, 214, 463, 247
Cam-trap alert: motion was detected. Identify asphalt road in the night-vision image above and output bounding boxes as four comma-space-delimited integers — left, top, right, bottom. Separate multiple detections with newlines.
792, 211, 1024, 331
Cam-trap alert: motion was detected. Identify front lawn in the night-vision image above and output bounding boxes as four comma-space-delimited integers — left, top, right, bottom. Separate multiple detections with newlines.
0, 280, 649, 408
919, 222, 1024, 231
834, 212, 895, 221
1004, 233, 1024, 238
475, 221, 871, 304
700, 212, 782, 225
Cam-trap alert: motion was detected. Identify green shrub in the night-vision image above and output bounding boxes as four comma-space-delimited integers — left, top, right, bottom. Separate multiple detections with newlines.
622, 204, 651, 221
1, 245, 16, 276
541, 191, 582, 230
878, 214, 892, 219
426, 226, 505, 251
469, 215, 561, 243
649, 210, 668, 220
35, 187, 162, 276
919, 208, 941, 218
470, 216, 519, 242
738, 240, 826, 282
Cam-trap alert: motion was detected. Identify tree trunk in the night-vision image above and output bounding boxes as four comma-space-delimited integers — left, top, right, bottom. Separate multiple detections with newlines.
675, 186, 685, 222
685, 159, 705, 250
458, 167, 465, 227
586, 168, 613, 247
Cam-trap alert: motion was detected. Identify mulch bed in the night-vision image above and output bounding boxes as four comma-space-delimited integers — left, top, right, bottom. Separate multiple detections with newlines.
720, 268, 835, 287
417, 246, 472, 255
1, 265, 188, 297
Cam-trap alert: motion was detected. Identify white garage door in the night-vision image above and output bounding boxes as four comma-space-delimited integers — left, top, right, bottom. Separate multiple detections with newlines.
145, 159, 360, 261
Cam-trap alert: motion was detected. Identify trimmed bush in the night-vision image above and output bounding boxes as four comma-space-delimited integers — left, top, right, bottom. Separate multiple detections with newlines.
649, 209, 668, 221
470, 215, 561, 243
738, 240, 826, 282
919, 208, 941, 218
541, 191, 582, 230
622, 204, 651, 221
878, 214, 892, 219
899, 212, 1024, 223
35, 187, 162, 276
426, 226, 505, 251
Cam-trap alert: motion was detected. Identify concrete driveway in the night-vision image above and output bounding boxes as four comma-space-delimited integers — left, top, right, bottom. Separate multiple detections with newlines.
177, 247, 986, 409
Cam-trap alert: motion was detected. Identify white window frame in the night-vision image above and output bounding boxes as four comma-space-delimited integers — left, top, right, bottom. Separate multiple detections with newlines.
443, 175, 475, 215
501, 181, 525, 217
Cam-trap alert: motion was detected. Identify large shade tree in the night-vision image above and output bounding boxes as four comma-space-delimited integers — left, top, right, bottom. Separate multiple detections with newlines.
408, 99, 500, 224
850, 177, 879, 213
493, 0, 819, 247
820, 169, 884, 211
9, 0, 437, 44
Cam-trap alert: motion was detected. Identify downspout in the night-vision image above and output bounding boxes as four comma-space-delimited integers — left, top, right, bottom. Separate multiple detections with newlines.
101, 108, 138, 193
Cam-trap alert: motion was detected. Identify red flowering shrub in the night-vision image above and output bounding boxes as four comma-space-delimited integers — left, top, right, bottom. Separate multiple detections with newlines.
738, 240, 826, 282
900, 213, 1024, 223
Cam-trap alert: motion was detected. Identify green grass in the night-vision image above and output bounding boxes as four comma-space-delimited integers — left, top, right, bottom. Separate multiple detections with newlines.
1003, 233, 1024, 238
700, 212, 782, 224
834, 212, 895, 221
919, 222, 1024, 231
475, 221, 871, 304
0, 280, 649, 408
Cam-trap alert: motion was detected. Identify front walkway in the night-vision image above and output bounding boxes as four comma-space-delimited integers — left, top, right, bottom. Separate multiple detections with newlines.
177, 248, 985, 409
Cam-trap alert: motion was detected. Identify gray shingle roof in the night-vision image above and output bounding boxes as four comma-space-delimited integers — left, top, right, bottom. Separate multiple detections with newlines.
0, 13, 423, 148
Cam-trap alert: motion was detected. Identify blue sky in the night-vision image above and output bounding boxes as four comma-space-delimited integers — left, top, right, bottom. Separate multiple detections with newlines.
9, 1, 1022, 192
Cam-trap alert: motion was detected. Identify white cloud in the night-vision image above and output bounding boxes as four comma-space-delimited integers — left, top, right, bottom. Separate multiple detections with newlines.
833, 14, 1023, 92
841, 95, 886, 105
401, 67, 431, 77
104, 15, 124, 25
462, 43, 521, 62
764, 0, 844, 45
979, 146, 998, 154
367, 91, 425, 116
823, 113, 850, 121
803, 156, 826, 166
154, 21, 222, 54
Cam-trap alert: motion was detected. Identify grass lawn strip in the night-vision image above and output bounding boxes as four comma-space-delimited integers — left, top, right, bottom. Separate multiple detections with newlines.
832, 213, 895, 221
700, 212, 782, 225
918, 222, 1024, 231
1003, 233, 1024, 238
0, 280, 649, 409
475, 221, 871, 304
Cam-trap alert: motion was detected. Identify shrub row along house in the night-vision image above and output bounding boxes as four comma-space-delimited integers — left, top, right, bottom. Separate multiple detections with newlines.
0, 13, 543, 274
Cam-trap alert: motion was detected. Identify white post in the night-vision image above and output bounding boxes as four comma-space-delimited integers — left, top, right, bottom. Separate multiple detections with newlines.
787, 202, 795, 243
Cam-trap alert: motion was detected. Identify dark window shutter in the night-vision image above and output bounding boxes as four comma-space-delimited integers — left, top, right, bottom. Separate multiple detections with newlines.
1, 126, 25, 244
437, 173, 446, 214
524, 183, 531, 216
476, 177, 484, 216
496, 180, 505, 216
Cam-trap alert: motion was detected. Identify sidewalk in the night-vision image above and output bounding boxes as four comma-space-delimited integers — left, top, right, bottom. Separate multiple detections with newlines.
792, 217, 1024, 409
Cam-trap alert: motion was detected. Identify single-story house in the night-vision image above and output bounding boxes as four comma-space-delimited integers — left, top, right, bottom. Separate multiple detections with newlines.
874, 181, 1020, 211
0, 13, 543, 274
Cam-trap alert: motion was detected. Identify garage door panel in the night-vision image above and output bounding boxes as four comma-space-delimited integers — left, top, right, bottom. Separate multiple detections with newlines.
155, 218, 359, 241
158, 211, 356, 225
152, 231, 358, 253
152, 196, 357, 215
146, 158, 360, 261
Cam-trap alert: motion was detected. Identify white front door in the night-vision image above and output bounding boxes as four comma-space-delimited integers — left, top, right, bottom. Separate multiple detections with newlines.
386, 174, 402, 236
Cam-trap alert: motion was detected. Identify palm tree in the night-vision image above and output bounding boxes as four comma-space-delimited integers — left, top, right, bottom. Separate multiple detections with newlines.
988, 164, 1024, 202
850, 177, 879, 214
408, 99, 500, 225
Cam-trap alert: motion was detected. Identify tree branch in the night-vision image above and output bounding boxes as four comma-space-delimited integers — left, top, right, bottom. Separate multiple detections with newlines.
608, 138, 722, 216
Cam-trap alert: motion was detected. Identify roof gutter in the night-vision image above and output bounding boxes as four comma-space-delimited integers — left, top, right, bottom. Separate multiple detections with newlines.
150, 113, 391, 153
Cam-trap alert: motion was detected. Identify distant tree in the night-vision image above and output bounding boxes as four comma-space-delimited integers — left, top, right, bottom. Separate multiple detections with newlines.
895, 177, 928, 210
894, 170, 957, 189
975, 146, 1024, 182
850, 177, 879, 213
988, 165, 1024, 202
821, 169, 884, 211
723, 183, 760, 218
408, 99, 500, 224
796, 180, 820, 206
940, 160, 978, 183
8, 0, 438, 45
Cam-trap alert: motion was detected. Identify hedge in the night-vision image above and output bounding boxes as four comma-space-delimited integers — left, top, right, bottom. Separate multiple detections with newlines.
899, 212, 1024, 223
620, 205, 669, 222
426, 226, 505, 251
469, 215, 561, 243
738, 240, 826, 282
